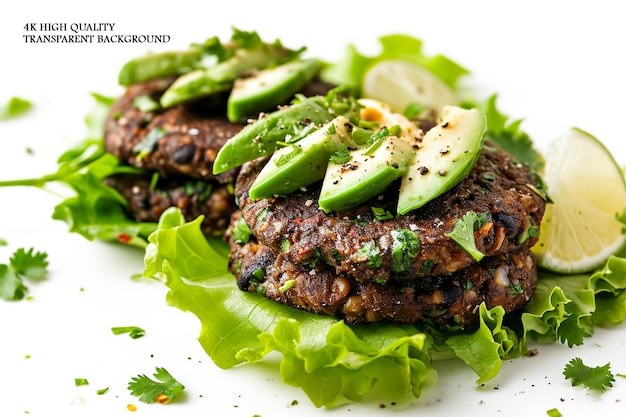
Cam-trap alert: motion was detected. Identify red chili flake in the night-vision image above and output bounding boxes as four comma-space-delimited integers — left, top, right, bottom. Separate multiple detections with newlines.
117, 233, 132, 244
156, 393, 169, 404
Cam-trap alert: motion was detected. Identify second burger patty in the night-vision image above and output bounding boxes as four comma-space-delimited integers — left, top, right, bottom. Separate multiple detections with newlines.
234, 140, 546, 283
226, 140, 546, 328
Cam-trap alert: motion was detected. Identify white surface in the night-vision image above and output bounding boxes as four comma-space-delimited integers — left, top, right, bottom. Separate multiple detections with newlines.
1, 1, 626, 416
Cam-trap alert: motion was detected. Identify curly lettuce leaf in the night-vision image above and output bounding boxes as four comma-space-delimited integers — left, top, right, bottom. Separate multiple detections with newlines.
321, 34, 469, 96
145, 208, 439, 407
446, 304, 523, 383
522, 257, 626, 347
477, 94, 543, 171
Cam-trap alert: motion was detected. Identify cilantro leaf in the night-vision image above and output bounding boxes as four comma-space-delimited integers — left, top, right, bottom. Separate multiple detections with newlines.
445, 211, 488, 261
0, 264, 28, 300
10, 247, 49, 282
128, 367, 185, 404
563, 357, 615, 391
0, 247, 49, 301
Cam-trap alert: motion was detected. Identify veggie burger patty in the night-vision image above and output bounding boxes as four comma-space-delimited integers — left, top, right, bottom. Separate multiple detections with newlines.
227, 140, 546, 328
102, 75, 334, 235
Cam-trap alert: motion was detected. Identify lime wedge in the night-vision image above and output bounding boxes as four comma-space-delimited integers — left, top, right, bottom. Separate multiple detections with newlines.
362, 60, 457, 115
532, 127, 626, 273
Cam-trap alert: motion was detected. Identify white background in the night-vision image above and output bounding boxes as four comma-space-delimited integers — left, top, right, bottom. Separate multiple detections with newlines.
1, 1, 625, 416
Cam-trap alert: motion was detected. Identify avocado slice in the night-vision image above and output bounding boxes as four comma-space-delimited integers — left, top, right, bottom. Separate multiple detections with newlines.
319, 134, 415, 212
227, 59, 320, 122
213, 96, 334, 175
249, 116, 356, 200
397, 106, 486, 215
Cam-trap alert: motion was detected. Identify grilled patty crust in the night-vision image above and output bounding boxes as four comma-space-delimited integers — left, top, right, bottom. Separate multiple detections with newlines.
104, 77, 243, 183
234, 141, 546, 284
228, 232, 537, 327
104, 173, 236, 235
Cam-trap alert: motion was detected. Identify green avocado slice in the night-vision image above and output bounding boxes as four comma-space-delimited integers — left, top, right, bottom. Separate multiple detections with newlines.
397, 106, 486, 215
212, 96, 333, 175
319, 135, 415, 212
248, 116, 356, 200
227, 59, 320, 122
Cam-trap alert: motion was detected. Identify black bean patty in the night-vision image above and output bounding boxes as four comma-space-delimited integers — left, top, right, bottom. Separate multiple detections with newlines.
104, 78, 243, 183
228, 225, 537, 328
234, 141, 546, 284
104, 173, 236, 236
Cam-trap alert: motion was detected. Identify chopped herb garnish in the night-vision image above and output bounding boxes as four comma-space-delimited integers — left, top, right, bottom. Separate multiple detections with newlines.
445, 211, 489, 261
421, 260, 435, 273
390, 229, 420, 273
517, 217, 539, 245
482, 172, 496, 182
331, 250, 344, 260
563, 357, 615, 392
275, 145, 303, 167
256, 207, 271, 223
301, 248, 323, 268
0, 238, 7, 246
128, 367, 185, 404
363, 127, 391, 156
357, 240, 382, 268
279, 279, 296, 293
112, 326, 146, 339
133, 127, 167, 160
96, 387, 110, 395
132, 94, 160, 112
403, 102, 428, 119
509, 283, 524, 296
252, 268, 266, 280
329, 147, 352, 164
232, 217, 251, 244
371, 206, 394, 221
149, 172, 160, 192
281, 239, 291, 253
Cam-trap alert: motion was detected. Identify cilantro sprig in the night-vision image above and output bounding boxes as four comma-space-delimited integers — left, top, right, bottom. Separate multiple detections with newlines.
128, 367, 185, 404
563, 357, 615, 392
0, 247, 49, 301
445, 211, 489, 261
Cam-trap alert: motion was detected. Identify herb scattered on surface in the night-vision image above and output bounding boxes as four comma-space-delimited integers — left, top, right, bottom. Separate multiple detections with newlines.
0, 247, 49, 301
0, 97, 33, 120
112, 326, 146, 339
75, 378, 89, 386
563, 357, 615, 392
128, 367, 185, 404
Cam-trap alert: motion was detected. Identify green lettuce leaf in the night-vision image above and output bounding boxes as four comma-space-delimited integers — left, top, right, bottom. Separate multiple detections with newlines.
446, 304, 523, 383
476, 94, 543, 171
146, 208, 442, 407
144, 208, 567, 407
143, 207, 626, 407
0, 93, 156, 248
